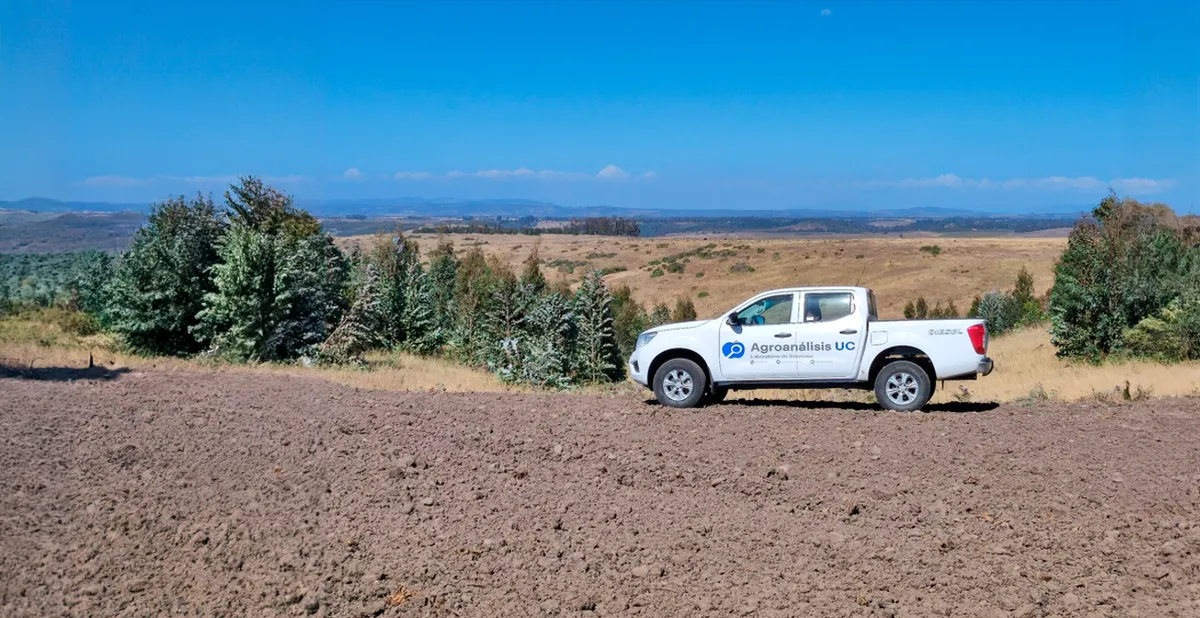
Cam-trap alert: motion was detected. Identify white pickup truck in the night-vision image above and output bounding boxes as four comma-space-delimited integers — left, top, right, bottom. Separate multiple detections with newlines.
628, 286, 993, 411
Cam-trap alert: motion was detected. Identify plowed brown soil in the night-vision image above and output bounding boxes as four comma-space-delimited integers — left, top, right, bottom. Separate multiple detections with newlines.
2, 370, 1198, 617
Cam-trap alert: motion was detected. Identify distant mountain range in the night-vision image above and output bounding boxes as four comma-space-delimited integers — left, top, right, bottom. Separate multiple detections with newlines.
1, 196, 1089, 220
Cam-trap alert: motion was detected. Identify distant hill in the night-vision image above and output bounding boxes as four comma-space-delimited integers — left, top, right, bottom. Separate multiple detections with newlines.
0, 208, 58, 226
0, 197, 148, 214
0, 211, 145, 253
2, 196, 1091, 219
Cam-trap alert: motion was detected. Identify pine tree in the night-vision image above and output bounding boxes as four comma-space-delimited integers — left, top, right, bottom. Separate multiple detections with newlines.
401, 260, 442, 355
367, 231, 419, 348
572, 271, 623, 383
225, 176, 319, 237
106, 194, 225, 355
485, 277, 533, 375
520, 242, 547, 292
518, 290, 575, 388
427, 236, 459, 331
449, 248, 502, 365
197, 224, 347, 361
319, 263, 385, 364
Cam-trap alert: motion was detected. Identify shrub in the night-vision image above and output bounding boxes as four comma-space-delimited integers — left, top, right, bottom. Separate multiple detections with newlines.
649, 302, 671, 327
1050, 192, 1200, 361
977, 291, 1022, 336
1121, 294, 1200, 361
730, 262, 755, 273
920, 245, 942, 256
697, 291, 709, 298
904, 296, 957, 319
665, 262, 685, 274
671, 297, 697, 322
610, 283, 649, 360
650, 268, 664, 278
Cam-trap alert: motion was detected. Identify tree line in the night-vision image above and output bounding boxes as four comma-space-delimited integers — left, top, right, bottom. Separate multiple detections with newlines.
411, 216, 640, 237
12, 177, 645, 387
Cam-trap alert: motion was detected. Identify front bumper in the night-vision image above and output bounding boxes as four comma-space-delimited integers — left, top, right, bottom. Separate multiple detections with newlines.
628, 351, 650, 387
978, 357, 994, 377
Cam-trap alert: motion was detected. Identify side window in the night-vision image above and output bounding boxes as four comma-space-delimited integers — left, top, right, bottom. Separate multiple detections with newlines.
868, 291, 879, 321
735, 294, 794, 326
803, 292, 855, 323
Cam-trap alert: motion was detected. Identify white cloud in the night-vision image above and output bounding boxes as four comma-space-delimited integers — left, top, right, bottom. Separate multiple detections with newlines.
80, 175, 151, 187
898, 173, 967, 188
80, 173, 303, 187
342, 168, 362, 180
173, 174, 239, 184
820, 8, 832, 17
886, 174, 1174, 195
596, 164, 631, 181
390, 166, 652, 182
1110, 177, 1175, 194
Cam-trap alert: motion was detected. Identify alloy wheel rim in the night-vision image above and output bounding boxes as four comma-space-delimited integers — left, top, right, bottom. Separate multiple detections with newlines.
663, 369, 694, 402
885, 372, 919, 405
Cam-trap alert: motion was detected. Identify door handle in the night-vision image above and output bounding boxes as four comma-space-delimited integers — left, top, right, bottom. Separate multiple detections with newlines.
839, 329, 858, 335
774, 332, 792, 338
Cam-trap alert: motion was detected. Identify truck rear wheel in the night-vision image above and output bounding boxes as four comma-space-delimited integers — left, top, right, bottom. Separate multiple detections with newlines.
653, 358, 707, 408
874, 360, 932, 412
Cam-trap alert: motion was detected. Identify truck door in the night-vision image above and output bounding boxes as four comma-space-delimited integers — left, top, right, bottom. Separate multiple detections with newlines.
794, 291, 867, 380
718, 292, 799, 380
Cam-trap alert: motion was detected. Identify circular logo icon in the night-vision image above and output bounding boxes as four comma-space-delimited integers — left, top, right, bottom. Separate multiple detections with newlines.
722, 341, 745, 359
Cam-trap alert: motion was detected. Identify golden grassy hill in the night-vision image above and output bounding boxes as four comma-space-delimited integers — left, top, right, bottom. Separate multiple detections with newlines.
343, 232, 1068, 318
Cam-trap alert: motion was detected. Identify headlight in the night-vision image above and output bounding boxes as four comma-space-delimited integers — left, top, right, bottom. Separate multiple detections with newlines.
635, 332, 657, 350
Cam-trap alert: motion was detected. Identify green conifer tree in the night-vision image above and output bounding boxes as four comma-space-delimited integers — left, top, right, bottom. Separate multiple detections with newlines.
572, 271, 623, 383
106, 194, 225, 355
319, 263, 385, 364
401, 260, 442, 355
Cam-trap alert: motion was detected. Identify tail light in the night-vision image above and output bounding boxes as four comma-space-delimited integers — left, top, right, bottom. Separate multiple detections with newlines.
967, 323, 987, 355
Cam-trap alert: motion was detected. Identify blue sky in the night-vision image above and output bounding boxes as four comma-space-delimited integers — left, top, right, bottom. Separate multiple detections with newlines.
2, 0, 1197, 212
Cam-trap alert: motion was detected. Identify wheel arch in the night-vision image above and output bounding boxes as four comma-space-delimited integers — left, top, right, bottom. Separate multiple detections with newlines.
647, 348, 713, 388
867, 345, 937, 383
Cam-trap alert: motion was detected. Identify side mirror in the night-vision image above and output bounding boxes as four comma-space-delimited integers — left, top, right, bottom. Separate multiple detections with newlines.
725, 312, 739, 327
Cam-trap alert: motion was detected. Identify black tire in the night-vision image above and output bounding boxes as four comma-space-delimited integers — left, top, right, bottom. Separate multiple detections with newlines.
653, 358, 707, 408
874, 360, 932, 412
707, 386, 729, 405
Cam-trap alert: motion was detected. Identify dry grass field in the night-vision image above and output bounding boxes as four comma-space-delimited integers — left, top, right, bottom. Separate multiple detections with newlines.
345, 232, 1068, 319
5, 231, 1200, 404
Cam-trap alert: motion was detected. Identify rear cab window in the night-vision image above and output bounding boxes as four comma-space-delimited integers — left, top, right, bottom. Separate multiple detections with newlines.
802, 292, 855, 323
867, 290, 879, 321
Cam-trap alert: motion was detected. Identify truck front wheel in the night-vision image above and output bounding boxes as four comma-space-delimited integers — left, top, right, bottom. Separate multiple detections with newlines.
653, 358, 707, 408
874, 360, 932, 412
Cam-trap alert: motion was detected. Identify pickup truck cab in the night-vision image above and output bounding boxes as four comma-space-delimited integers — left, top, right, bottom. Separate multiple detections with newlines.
628, 286, 993, 411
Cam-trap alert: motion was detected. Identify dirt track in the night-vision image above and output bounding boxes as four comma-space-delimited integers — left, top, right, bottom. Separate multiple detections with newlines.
2, 370, 1198, 617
